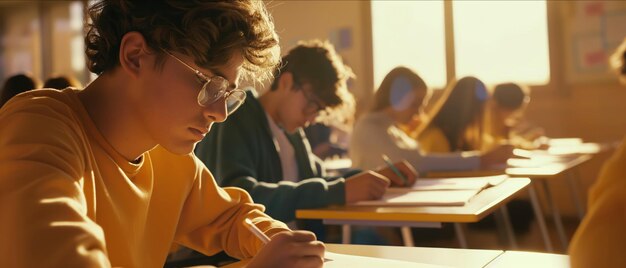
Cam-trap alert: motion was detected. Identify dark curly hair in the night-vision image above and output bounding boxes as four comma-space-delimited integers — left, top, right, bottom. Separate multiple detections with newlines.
269, 40, 354, 108
493, 83, 529, 110
85, 0, 280, 81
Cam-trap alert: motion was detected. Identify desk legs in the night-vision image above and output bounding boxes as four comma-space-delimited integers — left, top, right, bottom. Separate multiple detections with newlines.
498, 206, 518, 249
566, 169, 586, 220
342, 224, 351, 244
454, 223, 468, 248
540, 180, 569, 250
401, 226, 415, 247
528, 185, 553, 252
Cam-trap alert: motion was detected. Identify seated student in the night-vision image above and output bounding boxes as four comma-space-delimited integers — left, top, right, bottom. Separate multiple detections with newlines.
417, 77, 534, 233
0, 1, 326, 267
484, 82, 547, 150
569, 38, 626, 267
350, 67, 512, 173
0, 73, 39, 107
43, 75, 82, 90
196, 40, 416, 231
418, 76, 489, 153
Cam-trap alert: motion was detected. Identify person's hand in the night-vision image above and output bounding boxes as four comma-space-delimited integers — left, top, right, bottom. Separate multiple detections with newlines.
374, 160, 418, 187
247, 230, 325, 268
345, 171, 390, 203
480, 144, 514, 169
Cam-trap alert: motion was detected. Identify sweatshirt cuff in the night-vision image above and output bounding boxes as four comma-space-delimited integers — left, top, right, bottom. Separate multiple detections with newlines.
326, 178, 346, 205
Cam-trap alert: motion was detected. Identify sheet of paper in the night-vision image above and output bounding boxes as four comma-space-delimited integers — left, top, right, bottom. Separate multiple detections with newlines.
400, 175, 508, 191
324, 252, 451, 267
353, 189, 480, 206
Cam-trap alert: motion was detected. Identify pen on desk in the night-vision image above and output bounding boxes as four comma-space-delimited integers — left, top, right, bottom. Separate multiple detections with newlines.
244, 218, 271, 244
382, 154, 408, 186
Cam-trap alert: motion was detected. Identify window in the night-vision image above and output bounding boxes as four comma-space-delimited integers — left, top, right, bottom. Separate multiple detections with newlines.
371, 1, 446, 89
371, 0, 549, 89
453, 1, 549, 85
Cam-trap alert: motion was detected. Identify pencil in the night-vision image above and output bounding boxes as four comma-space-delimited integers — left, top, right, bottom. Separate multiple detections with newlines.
382, 154, 408, 186
244, 218, 271, 244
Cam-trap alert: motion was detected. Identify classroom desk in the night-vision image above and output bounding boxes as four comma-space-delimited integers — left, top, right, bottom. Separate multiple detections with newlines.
221, 243, 569, 268
426, 154, 592, 251
296, 178, 534, 250
485, 250, 570, 268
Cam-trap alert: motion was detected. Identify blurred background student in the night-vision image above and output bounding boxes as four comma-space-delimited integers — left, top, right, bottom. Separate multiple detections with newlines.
418, 76, 490, 153
0, 73, 40, 108
43, 75, 82, 90
350, 68, 512, 174
417, 76, 534, 234
484, 82, 548, 151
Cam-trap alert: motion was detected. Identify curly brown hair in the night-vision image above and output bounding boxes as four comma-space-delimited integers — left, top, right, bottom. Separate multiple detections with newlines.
270, 40, 354, 108
85, 0, 280, 81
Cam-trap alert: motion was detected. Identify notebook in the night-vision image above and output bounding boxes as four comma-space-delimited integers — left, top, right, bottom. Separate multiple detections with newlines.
353, 175, 508, 207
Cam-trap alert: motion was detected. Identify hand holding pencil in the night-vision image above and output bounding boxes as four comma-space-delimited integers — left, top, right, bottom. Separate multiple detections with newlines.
377, 155, 418, 187
244, 218, 326, 268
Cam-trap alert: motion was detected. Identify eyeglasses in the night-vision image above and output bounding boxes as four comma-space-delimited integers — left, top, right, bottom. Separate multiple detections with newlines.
299, 87, 325, 115
163, 50, 246, 115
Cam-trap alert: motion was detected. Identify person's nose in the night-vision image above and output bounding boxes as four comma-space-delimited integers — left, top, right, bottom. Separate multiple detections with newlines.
203, 97, 228, 123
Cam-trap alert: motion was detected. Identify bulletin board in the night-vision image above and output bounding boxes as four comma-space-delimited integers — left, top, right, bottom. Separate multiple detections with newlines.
564, 1, 626, 84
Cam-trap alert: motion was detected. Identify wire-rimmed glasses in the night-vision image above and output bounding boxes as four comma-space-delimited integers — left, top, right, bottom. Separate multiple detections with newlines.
163, 50, 246, 115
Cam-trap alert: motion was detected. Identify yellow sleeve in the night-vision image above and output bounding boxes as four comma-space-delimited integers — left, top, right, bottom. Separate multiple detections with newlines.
418, 126, 451, 153
0, 100, 110, 267
569, 140, 626, 267
173, 159, 289, 259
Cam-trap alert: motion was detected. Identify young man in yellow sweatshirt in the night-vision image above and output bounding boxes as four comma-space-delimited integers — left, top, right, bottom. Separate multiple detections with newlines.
0, 1, 325, 267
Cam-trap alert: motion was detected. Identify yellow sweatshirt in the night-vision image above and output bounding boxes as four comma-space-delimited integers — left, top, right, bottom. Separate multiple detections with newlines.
569, 137, 626, 267
418, 126, 451, 153
0, 89, 289, 267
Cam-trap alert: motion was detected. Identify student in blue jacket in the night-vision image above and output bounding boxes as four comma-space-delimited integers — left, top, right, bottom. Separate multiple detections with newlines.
196, 40, 416, 234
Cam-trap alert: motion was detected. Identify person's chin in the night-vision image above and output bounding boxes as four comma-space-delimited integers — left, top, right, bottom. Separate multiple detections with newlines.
284, 125, 301, 134
162, 141, 196, 155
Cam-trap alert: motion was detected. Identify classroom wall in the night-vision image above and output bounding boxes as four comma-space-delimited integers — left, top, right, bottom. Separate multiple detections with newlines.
268, 0, 626, 217
0, 2, 87, 87
266, 0, 373, 115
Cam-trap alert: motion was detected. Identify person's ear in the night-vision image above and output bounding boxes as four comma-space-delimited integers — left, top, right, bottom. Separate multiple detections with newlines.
119, 31, 150, 78
277, 72, 295, 92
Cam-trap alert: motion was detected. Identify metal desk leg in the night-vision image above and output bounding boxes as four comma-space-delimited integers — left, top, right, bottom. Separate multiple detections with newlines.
342, 224, 351, 244
401, 226, 415, 247
528, 184, 553, 252
498, 205, 518, 249
541, 180, 569, 250
454, 223, 468, 248
566, 169, 586, 220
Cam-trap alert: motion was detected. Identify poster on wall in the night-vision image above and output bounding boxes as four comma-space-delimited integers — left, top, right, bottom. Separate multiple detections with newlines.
566, 1, 626, 84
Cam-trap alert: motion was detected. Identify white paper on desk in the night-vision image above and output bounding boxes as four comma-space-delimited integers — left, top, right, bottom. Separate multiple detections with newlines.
403, 175, 508, 191
353, 189, 481, 206
324, 252, 451, 267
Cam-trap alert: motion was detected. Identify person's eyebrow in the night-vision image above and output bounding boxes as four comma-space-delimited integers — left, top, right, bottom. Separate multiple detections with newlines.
211, 69, 238, 90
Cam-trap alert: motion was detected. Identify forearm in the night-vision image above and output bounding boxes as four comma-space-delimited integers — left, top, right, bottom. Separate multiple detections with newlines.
230, 176, 345, 222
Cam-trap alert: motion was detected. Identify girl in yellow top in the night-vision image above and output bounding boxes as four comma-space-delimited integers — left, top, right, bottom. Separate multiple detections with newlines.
0, 1, 324, 267
569, 38, 626, 267
417, 76, 512, 168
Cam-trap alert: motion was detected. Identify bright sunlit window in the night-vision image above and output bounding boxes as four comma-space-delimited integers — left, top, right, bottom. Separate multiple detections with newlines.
453, 1, 549, 85
371, 0, 446, 90
371, 0, 549, 90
